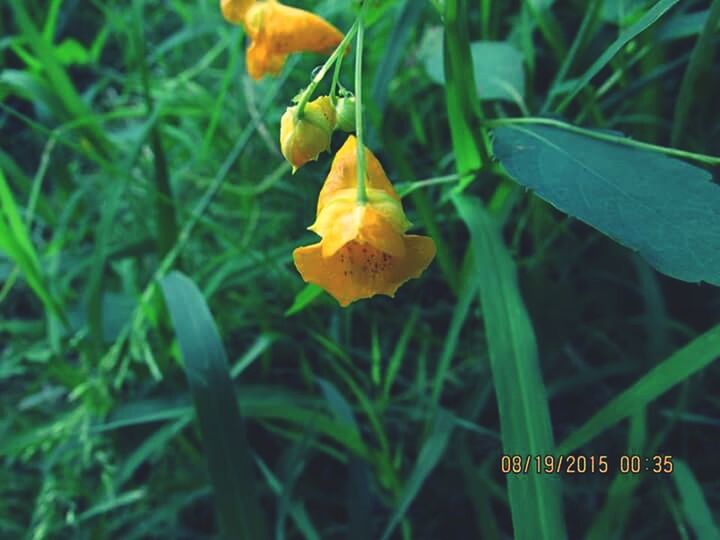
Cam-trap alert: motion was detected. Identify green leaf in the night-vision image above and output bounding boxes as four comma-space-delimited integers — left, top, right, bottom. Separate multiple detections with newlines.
453, 195, 567, 540
54, 38, 91, 65
0, 167, 65, 323
493, 124, 720, 285
672, 460, 720, 540
285, 283, 324, 316
159, 271, 267, 540
420, 28, 525, 102
557, 324, 720, 453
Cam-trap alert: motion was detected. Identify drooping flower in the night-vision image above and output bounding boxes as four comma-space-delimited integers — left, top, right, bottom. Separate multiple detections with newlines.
227, 0, 343, 80
293, 136, 436, 307
280, 95, 336, 171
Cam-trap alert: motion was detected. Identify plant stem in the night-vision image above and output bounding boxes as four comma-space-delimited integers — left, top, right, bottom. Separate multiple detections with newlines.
486, 117, 720, 165
355, 3, 369, 205
329, 50, 344, 104
295, 21, 358, 121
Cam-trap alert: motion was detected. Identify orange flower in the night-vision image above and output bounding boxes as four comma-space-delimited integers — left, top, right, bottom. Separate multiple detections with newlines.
234, 0, 344, 80
293, 136, 436, 307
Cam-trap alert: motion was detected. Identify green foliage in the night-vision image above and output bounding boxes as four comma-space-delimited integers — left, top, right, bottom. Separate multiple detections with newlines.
2, 0, 719, 538
454, 195, 566, 540
419, 28, 526, 103
160, 271, 267, 539
494, 124, 720, 285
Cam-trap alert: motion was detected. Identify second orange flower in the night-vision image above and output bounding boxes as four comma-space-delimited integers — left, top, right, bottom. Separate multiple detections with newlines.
221, 0, 344, 80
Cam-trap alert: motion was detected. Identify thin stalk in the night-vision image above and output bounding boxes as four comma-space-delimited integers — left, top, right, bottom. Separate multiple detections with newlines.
295, 21, 358, 120
671, 0, 720, 146
486, 117, 720, 166
329, 51, 344, 104
355, 3, 369, 205
134, 0, 178, 259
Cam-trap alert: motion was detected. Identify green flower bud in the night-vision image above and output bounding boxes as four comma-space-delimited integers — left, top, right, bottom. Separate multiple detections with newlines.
334, 96, 356, 133
280, 96, 337, 172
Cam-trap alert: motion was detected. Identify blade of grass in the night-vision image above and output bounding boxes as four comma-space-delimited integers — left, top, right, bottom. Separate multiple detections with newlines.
380, 409, 455, 540
671, 0, 720, 146
430, 248, 478, 407
555, 0, 680, 114
585, 409, 647, 540
454, 194, 567, 540
557, 323, 720, 454
8, 0, 113, 158
133, 0, 178, 259
672, 460, 720, 540
159, 271, 267, 540
0, 167, 66, 325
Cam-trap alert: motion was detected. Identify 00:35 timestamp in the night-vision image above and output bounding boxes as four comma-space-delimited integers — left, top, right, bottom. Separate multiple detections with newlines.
500, 454, 674, 475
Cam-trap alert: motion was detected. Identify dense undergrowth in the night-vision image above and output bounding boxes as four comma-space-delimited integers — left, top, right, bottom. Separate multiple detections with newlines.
1, 0, 719, 539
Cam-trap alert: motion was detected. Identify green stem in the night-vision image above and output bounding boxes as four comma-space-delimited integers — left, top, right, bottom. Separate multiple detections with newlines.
134, 0, 178, 259
295, 20, 358, 121
355, 4, 369, 205
329, 50, 344, 104
486, 117, 720, 166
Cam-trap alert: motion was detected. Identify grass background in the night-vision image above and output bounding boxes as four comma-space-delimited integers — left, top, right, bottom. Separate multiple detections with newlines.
1, 0, 719, 538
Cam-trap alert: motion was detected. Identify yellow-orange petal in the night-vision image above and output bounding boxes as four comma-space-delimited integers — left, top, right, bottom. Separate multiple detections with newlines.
356, 207, 407, 256
317, 136, 399, 214
246, 40, 287, 80
243, 0, 343, 80
259, 1, 343, 55
220, 0, 254, 23
293, 236, 436, 307
309, 189, 409, 257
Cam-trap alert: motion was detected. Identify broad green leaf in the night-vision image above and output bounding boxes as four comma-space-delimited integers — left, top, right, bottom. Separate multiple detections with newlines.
557, 324, 720, 453
420, 28, 525, 102
453, 194, 567, 540
160, 271, 267, 540
493, 125, 720, 285
672, 460, 720, 540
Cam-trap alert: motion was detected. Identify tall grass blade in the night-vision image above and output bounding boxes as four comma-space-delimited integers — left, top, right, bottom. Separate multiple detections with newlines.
672, 460, 720, 540
558, 324, 720, 453
556, 0, 680, 113
454, 194, 567, 540
0, 168, 65, 324
380, 409, 454, 540
160, 271, 267, 540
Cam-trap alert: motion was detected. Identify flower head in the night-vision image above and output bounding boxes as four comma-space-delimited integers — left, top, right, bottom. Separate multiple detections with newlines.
280, 96, 336, 171
241, 0, 344, 80
293, 136, 436, 307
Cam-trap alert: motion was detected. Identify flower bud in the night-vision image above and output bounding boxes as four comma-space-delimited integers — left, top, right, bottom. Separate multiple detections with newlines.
280, 96, 337, 172
334, 96, 356, 132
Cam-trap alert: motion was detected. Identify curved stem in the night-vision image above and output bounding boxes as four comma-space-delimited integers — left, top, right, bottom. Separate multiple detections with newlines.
486, 117, 720, 166
355, 3, 369, 205
329, 51, 344, 104
295, 21, 358, 121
